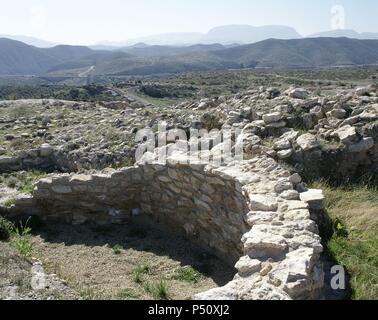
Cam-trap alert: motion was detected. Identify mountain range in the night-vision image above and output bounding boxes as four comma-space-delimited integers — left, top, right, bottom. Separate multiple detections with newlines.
0, 34, 58, 48
308, 29, 378, 40
1, 36, 378, 77
4, 25, 378, 50
96, 25, 301, 47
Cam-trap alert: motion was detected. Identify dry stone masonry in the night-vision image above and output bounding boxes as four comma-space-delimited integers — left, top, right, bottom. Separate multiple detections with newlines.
1, 84, 377, 300
6, 151, 325, 300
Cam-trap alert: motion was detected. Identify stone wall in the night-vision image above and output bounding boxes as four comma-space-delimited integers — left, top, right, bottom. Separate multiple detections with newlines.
7, 153, 325, 300
0, 144, 132, 174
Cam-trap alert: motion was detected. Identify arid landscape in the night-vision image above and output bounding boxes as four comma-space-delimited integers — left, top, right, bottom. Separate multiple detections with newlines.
1, 67, 377, 300
0, 0, 377, 305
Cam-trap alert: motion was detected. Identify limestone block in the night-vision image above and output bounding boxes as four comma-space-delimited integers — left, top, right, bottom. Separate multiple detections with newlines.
235, 256, 262, 276
248, 194, 278, 212
299, 189, 325, 210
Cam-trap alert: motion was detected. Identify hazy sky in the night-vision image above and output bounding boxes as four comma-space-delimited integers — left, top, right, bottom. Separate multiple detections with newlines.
0, 0, 377, 45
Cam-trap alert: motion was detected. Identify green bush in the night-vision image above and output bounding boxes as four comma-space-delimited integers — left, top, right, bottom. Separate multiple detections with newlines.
0, 217, 14, 241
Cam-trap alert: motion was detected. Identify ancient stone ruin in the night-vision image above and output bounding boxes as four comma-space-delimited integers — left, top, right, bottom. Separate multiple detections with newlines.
4, 150, 324, 300
1, 85, 377, 300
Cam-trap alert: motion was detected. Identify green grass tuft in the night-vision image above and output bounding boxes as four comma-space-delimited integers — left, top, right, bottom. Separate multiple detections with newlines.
112, 244, 123, 255
132, 262, 152, 284
144, 280, 170, 300
173, 266, 205, 283
117, 288, 140, 300
11, 218, 33, 257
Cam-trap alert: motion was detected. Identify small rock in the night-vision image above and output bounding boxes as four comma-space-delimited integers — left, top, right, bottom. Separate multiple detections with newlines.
296, 134, 320, 151
277, 149, 293, 159
280, 190, 300, 200
355, 87, 370, 96
266, 121, 287, 128
327, 108, 347, 119
235, 256, 262, 276
39, 144, 54, 157
335, 125, 359, 145
273, 139, 291, 151
260, 263, 273, 276
349, 137, 374, 153
287, 88, 308, 99
263, 112, 282, 124
289, 173, 302, 185
274, 180, 293, 194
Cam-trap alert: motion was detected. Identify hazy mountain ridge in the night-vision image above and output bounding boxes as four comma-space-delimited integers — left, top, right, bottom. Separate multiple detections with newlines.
211, 37, 378, 68
203, 25, 301, 44
1, 37, 378, 76
3, 25, 378, 50
95, 25, 302, 47
80, 37, 378, 76
0, 34, 58, 48
0, 38, 58, 75
309, 29, 378, 39
0, 38, 131, 75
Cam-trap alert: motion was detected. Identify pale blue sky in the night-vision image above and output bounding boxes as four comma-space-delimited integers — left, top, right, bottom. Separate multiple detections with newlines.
0, 0, 377, 45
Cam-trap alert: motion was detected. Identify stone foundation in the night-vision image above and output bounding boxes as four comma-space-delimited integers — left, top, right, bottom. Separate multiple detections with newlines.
6, 153, 325, 300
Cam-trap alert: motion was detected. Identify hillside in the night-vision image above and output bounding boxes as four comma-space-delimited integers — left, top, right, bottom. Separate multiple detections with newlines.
1, 37, 378, 76
117, 43, 226, 57
0, 35, 58, 48
0, 38, 132, 75
0, 38, 58, 75
211, 37, 378, 68
93, 37, 378, 75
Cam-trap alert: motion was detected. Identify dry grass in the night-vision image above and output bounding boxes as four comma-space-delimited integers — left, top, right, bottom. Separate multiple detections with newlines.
311, 181, 378, 300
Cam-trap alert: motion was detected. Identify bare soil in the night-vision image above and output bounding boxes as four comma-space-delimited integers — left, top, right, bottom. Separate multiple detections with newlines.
0, 241, 79, 300
31, 222, 235, 300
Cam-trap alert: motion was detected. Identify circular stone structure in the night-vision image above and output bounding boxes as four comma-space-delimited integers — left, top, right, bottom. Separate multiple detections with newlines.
8, 154, 325, 300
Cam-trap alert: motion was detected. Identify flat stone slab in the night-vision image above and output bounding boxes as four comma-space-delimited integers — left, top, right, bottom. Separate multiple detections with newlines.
300, 189, 325, 210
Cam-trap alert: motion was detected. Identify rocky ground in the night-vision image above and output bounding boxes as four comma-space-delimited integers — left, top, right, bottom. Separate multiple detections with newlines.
1, 84, 376, 179
0, 241, 79, 300
1, 76, 377, 300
